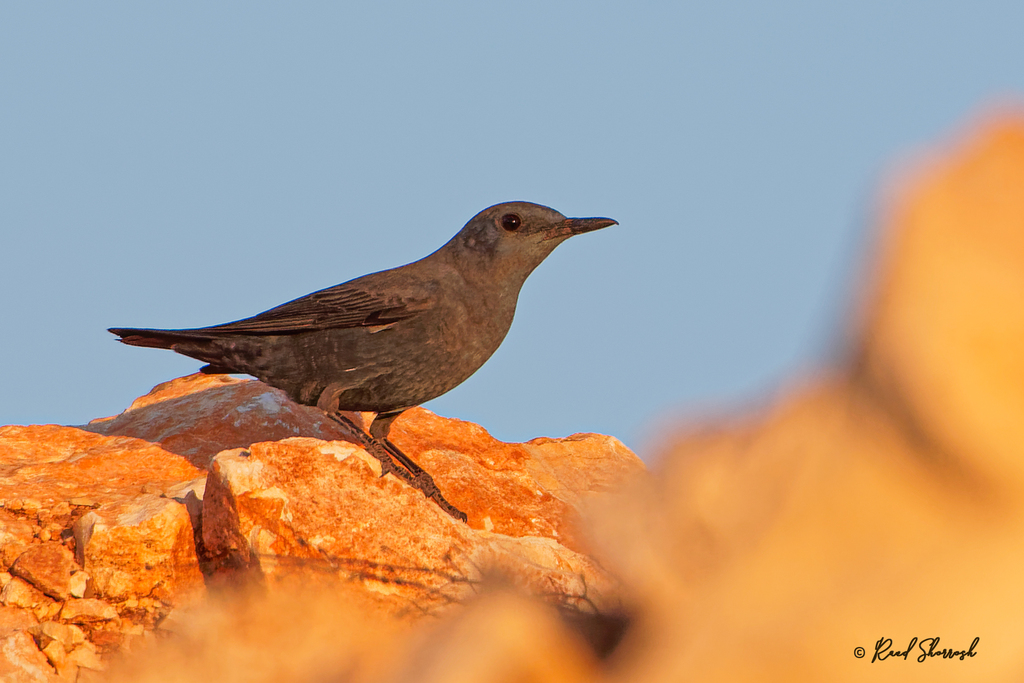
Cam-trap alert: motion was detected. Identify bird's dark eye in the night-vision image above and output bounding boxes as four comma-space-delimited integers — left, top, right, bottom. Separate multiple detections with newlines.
500, 213, 522, 231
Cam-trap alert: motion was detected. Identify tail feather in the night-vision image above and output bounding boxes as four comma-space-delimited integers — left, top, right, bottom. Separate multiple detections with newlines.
110, 327, 207, 345
108, 327, 243, 373
109, 329, 175, 349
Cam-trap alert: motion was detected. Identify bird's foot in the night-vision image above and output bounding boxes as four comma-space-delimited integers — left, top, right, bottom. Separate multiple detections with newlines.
379, 437, 468, 523
409, 471, 468, 523
321, 410, 467, 523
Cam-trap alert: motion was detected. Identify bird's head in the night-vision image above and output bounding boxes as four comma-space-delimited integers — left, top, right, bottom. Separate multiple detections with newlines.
444, 201, 617, 287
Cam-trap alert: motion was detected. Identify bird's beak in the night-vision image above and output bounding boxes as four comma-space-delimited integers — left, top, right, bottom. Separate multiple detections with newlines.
544, 217, 618, 240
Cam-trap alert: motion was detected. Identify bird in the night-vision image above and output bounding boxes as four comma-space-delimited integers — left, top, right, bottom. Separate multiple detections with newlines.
110, 201, 617, 522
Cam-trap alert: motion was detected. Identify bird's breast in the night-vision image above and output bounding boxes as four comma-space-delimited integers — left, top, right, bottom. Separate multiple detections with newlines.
430, 295, 516, 376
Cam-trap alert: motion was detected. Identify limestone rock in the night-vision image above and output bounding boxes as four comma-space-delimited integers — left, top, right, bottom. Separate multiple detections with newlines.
203, 432, 635, 617
0, 425, 203, 509
10, 544, 76, 601
161, 477, 206, 529
0, 513, 35, 571
39, 640, 66, 675
65, 641, 103, 672
73, 496, 204, 603
386, 409, 643, 552
67, 572, 89, 599
0, 391, 214, 671
28, 622, 86, 653
59, 599, 118, 624
0, 606, 37, 637
85, 374, 350, 469
0, 630, 59, 683
0, 578, 48, 611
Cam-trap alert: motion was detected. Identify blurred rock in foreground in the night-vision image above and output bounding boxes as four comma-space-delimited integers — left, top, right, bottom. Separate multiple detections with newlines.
1, 374, 643, 681
591, 115, 1024, 683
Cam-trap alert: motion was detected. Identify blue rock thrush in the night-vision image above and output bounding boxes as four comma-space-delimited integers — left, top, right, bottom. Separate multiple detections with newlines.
110, 201, 617, 521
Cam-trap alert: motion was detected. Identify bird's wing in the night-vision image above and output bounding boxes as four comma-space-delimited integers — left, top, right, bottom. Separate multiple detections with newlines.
201, 278, 436, 335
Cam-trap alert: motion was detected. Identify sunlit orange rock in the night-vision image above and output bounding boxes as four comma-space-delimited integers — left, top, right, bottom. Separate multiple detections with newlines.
0, 513, 35, 571
9, 544, 76, 601
84, 373, 351, 469
0, 606, 38, 636
0, 424, 205, 608
1, 361, 644, 680
0, 425, 203, 508
0, 630, 58, 683
76, 372, 644, 619
389, 408, 642, 553
202, 422, 640, 618
74, 495, 205, 603
0, 422, 208, 679
86, 372, 644, 556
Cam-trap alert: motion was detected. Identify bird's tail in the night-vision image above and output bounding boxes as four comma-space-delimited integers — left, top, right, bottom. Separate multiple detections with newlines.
108, 327, 240, 374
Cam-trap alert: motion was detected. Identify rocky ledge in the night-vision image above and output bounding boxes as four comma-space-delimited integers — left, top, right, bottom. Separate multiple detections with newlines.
0, 374, 644, 682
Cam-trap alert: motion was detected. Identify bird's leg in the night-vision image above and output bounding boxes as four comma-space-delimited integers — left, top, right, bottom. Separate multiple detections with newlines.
316, 388, 466, 523
367, 412, 429, 476
317, 388, 411, 483
321, 411, 411, 481
371, 411, 468, 523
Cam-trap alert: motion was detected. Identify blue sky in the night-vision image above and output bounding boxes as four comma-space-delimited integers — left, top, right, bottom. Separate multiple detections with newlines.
2, 3, 1022, 456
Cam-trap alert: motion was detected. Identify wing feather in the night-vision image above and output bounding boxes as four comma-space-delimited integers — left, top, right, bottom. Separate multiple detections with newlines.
201, 279, 433, 335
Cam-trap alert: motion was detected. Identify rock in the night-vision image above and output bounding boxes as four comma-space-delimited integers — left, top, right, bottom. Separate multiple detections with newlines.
858, 117, 1024, 494
59, 599, 118, 624
9, 544, 77, 601
73, 496, 204, 603
84, 374, 351, 469
86, 628, 123, 652
0, 578, 48, 610
0, 513, 35, 571
385, 592, 599, 683
0, 630, 59, 683
0, 425, 203, 509
65, 641, 103, 672
386, 408, 644, 552
0, 422, 204, 605
202, 431, 634, 617
160, 477, 206, 529
586, 116, 1024, 683
0, 606, 37, 637
39, 640, 66, 672
28, 622, 86, 652
67, 572, 90, 599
